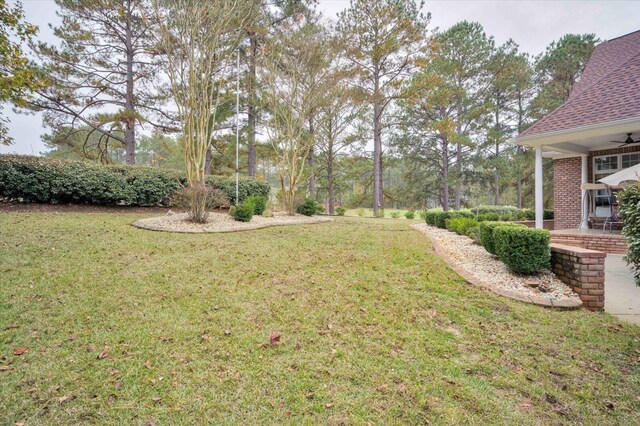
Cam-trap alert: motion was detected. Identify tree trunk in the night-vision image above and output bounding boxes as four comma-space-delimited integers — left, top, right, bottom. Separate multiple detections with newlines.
247, 31, 257, 176
454, 100, 462, 209
372, 70, 383, 213
124, 0, 135, 164
494, 106, 500, 205
454, 143, 461, 209
308, 117, 315, 196
205, 147, 212, 175
327, 132, 335, 215
442, 138, 449, 211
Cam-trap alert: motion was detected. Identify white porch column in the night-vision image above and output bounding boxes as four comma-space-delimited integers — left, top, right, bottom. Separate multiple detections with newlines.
580, 154, 589, 230
535, 146, 543, 229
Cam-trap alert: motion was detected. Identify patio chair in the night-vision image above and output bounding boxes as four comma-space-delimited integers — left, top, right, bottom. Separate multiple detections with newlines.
603, 193, 623, 233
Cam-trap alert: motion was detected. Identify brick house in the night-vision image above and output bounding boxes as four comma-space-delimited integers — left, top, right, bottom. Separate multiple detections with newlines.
514, 30, 640, 231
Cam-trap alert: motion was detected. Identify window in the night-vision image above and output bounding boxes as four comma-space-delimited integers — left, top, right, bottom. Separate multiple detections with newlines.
622, 153, 640, 168
593, 153, 640, 206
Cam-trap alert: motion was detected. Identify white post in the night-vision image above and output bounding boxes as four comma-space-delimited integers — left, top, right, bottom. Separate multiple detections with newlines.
535, 146, 543, 229
235, 48, 240, 206
580, 154, 589, 230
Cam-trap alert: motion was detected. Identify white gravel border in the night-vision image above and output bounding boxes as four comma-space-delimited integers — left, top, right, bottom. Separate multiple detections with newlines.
413, 223, 582, 306
132, 211, 332, 233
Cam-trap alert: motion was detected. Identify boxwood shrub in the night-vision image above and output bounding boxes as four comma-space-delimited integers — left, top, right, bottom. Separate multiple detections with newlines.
479, 221, 526, 255
0, 155, 270, 206
433, 210, 473, 229
244, 195, 268, 215
493, 226, 551, 274
446, 217, 479, 235
618, 183, 640, 286
297, 198, 321, 216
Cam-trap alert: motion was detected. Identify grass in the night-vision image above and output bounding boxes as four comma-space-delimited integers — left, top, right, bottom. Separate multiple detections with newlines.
1, 212, 639, 425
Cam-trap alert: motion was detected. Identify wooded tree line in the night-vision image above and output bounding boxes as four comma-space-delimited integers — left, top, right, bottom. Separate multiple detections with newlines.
2, 0, 598, 215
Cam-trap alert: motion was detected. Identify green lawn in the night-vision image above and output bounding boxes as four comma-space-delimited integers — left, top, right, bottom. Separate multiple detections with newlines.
1, 213, 639, 424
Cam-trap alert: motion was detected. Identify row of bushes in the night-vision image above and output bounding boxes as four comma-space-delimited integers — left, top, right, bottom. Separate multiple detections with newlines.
425, 207, 553, 229
0, 155, 270, 206
441, 211, 551, 274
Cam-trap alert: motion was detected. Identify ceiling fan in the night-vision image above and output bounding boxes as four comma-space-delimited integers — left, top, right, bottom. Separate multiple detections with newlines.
611, 133, 640, 145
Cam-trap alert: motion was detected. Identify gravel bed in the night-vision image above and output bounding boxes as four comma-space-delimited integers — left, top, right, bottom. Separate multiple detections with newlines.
414, 223, 578, 301
132, 211, 332, 233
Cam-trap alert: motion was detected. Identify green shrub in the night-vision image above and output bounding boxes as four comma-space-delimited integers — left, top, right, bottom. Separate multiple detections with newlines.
425, 209, 439, 225
390, 211, 400, 218
446, 217, 479, 235
357, 208, 365, 217
336, 206, 347, 216
544, 209, 554, 220
433, 210, 473, 229
244, 195, 268, 215
479, 221, 527, 255
228, 205, 237, 217
233, 200, 255, 222
375, 209, 385, 218
466, 226, 481, 244
471, 205, 520, 216
418, 210, 428, 221
405, 210, 415, 219
493, 226, 551, 274
618, 183, 640, 286
0, 155, 270, 206
297, 198, 321, 216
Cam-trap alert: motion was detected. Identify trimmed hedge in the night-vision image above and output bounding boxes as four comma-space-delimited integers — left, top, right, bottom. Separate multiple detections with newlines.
297, 198, 321, 216
493, 226, 551, 274
0, 155, 270, 206
244, 195, 268, 215
618, 183, 640, 286
446, 217, 479, 235
479, 221, 526, 255
433, 210, 473, 229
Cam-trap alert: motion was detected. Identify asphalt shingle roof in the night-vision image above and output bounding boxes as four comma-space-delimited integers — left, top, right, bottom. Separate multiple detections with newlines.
518, 30, 640, 138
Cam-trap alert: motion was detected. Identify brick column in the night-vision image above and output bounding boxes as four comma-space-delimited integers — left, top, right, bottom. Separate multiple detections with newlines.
553, 157, 583, 230
550, 243, 606, 311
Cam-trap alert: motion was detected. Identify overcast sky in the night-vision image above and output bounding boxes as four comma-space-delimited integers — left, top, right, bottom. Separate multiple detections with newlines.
2, 0, 639, 156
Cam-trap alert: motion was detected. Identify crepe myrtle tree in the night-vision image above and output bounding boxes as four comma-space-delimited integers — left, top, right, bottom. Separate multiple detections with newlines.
155, 0, 259, 222
259, 22, 334, 215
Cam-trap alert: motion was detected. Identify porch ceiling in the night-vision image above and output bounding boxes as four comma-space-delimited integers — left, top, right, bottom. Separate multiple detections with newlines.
513, 117, 640, 158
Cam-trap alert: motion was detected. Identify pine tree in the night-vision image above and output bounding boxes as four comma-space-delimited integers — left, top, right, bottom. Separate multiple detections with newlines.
26, 0, 169, 164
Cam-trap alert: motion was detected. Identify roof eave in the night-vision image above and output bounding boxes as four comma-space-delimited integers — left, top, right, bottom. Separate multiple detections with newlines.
512, 116, 640, 148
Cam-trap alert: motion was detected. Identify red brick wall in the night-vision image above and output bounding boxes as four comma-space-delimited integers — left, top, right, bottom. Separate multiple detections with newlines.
553, 157, 582, 230
587, 145, 640, 184
550, 244, 606, 311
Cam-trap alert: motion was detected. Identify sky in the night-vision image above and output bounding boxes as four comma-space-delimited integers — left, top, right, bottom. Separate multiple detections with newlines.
2, 0, 639, 156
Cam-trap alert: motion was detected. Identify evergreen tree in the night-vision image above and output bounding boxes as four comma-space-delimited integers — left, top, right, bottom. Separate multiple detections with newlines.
26, 0, 169, 164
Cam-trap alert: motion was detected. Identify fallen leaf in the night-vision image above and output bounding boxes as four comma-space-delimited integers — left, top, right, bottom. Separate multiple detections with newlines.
107, 367, 119, 376
325, 403, 333, 408
151, 397, 162, 402
68, 335, 77, 341
0, 365, 11, 371
58, 396, 70, 404
224, 328, 231, 336
97, 347, 109, 360
269, 332, 281, 346
145, 359, 152, 369
14, 347, 28, 356
605, 400, 615, 410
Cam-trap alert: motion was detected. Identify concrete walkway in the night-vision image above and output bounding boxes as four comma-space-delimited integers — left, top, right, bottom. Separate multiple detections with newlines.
605, 254, 640, 325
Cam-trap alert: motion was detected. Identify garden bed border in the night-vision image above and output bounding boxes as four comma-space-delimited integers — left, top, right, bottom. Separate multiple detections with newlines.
411, 224, 583, 309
